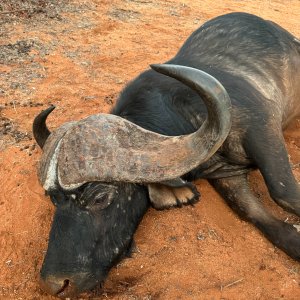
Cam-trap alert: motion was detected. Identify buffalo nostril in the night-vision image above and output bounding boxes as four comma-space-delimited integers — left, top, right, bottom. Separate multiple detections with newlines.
56, 279, 71, 295
39, 276, 76, 298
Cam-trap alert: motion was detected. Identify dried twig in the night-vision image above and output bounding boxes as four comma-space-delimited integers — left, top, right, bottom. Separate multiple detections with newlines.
208, 228, 219, 240
12, 100, 17, 114
220, 278, 244, 291
0, 9, 30, 15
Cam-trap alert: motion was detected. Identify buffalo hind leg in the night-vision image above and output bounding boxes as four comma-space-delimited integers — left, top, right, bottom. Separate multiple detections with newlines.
245, 128, 300, 216
209, 174, 300, 261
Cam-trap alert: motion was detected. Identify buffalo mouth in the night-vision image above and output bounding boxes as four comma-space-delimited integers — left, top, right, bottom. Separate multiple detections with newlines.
39, 273, 104, 298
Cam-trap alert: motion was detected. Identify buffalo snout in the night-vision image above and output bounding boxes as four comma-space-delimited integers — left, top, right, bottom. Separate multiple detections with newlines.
39, 272, 98, 298
38, 182, 149, 297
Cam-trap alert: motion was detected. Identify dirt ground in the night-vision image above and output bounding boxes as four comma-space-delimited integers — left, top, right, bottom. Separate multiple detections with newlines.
1, 0, 300, 299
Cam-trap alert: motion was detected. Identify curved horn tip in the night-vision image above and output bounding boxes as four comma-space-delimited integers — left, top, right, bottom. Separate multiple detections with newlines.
150, 63, 168, 72
150, 63, 187, 77
44, 105, 56, 114
36, 105, 56, 120
33, 105, 56, 149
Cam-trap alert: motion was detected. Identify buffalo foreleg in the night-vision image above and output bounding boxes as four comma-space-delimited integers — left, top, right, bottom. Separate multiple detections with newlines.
245, 128, 300, 216
210, 174, 300, 260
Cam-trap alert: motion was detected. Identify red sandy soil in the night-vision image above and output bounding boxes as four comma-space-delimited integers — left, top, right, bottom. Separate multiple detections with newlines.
0, 0, 300, 299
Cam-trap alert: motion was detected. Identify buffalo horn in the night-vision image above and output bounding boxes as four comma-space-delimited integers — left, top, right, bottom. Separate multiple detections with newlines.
54, 64, 231, 190
33, 105, 55, 149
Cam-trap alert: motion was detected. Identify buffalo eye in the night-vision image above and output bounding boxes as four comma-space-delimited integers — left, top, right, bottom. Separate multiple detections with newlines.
88, 190, 115, 209
78, 182, 117, 209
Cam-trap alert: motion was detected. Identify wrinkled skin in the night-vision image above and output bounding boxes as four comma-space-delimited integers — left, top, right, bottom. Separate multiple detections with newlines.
39, 183, 149, 297
36, 12, 300, 298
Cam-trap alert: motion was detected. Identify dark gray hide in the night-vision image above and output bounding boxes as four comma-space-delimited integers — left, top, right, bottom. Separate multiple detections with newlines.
33, 12, 300, 298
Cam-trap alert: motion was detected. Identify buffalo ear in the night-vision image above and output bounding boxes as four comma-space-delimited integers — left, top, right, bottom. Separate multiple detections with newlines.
147, 178, 200, 210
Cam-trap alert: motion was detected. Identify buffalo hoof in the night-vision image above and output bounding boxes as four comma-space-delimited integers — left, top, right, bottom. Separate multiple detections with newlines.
148, 183, 200, 210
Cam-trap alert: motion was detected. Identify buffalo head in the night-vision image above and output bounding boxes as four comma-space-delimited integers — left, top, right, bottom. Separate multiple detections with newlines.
33, 64, 231, 297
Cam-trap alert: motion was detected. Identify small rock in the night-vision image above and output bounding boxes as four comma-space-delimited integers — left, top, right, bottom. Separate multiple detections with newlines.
82, 95, 97, 101
196, 233, 206, 240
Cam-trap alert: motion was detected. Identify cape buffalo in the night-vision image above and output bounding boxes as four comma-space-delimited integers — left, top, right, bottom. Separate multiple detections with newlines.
33, 12, 300, 298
